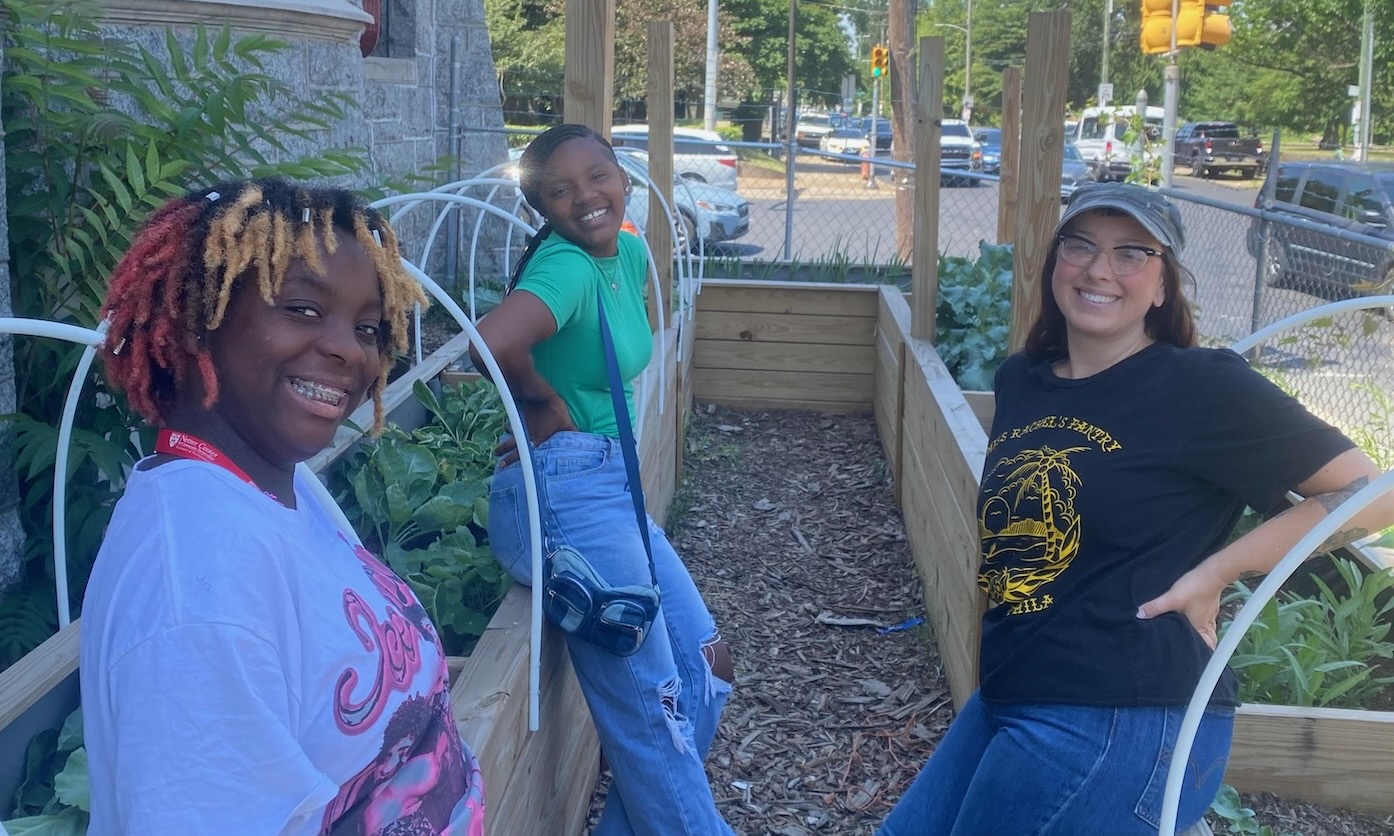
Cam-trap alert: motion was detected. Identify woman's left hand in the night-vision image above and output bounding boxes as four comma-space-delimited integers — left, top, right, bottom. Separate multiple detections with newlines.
1137, 564, 1229, 650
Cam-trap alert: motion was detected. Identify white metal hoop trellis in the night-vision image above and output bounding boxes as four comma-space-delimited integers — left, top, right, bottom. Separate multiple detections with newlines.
1157, 470, 1394, 836
0, 318, 107, 629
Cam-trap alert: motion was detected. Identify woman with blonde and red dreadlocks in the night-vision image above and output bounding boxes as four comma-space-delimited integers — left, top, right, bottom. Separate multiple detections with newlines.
80, 178, 485, 835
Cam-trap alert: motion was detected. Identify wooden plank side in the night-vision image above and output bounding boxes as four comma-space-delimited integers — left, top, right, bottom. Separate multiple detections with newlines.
487, 649, 600, 836
692, 368, 874, 406
694, 312, 877, 347
451, 587, 535, 804
697, 280, 881, 317
899, 433, 979, 710
694, 340, 875, 376
0, 622, 79, 731
901, 363, 986, 527
1228, 704, 1394, 816
962, 390, 996, 435
689, 395, 873, 414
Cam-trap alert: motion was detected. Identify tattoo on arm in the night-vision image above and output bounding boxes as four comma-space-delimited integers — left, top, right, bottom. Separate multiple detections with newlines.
1315, 476, 1369, 513
1310, 475, 1373, 555
1315, 527, 1371, 555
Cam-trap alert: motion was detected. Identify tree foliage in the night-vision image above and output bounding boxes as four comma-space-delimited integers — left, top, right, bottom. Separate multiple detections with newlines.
915, 0, 1392, 144
723, 0, 857, 105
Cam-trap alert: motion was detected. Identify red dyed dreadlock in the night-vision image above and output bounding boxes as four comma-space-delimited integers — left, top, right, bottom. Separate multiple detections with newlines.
100, 178, 428, 431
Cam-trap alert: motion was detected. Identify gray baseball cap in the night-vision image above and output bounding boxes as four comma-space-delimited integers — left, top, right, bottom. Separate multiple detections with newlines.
1055, 182, 1186, 254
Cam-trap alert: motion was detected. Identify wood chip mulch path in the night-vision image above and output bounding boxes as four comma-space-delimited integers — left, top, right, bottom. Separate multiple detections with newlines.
581, 406, 1393, 836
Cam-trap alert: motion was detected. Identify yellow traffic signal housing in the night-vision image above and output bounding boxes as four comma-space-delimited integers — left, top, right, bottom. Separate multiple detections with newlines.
1140, 0, 1175, 55
1141, 0, 1232, 54
1197, 0, 1233, 49
871, 45, 889, 78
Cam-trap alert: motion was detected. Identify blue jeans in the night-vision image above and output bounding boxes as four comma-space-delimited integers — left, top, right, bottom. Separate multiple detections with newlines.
877, 691, 1234, 836
488, 432, 736, 836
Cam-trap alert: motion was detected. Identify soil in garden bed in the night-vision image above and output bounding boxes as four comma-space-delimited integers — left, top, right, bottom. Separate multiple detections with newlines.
583, 407, 1394, 836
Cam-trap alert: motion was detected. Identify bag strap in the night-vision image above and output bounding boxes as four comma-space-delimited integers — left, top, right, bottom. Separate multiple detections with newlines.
596, 287, 658, 589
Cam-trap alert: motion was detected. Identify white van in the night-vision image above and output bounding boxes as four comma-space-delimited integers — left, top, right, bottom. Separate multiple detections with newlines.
1070, 105, 1164, 182
609, 125, 739, 192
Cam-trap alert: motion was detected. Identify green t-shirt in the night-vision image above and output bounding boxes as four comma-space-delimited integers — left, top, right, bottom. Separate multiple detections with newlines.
513, 231, 653, 438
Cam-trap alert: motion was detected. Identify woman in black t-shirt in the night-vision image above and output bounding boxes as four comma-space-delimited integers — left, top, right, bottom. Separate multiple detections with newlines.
877, 183, 1394, 836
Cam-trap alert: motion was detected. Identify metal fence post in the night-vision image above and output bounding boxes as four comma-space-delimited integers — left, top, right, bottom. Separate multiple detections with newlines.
444, 34, 462, 295
1247, 129, 1280, 361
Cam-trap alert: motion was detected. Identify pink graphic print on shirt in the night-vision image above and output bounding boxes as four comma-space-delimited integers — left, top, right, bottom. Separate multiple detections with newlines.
322, 536, 485, 835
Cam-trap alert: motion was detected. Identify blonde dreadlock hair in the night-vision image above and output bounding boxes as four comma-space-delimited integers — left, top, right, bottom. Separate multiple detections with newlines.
101, 178, 428, 432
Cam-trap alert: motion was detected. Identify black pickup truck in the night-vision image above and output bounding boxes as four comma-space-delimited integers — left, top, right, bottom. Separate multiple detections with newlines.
1174, 122, 1264, 179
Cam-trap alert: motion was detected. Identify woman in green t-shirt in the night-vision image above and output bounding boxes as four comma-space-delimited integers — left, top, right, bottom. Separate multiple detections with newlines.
473, 124, 738, 836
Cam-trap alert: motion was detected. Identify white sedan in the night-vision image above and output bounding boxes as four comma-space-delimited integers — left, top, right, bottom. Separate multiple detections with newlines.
819, 128, 870, 158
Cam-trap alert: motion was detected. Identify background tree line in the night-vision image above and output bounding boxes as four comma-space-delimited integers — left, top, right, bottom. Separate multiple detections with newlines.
485, 0, 1392, 147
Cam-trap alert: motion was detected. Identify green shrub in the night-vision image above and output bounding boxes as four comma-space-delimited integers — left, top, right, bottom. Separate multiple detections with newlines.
1224, 558, 1394, 708
934, 242, 1014, 392
332, 380, 512, 656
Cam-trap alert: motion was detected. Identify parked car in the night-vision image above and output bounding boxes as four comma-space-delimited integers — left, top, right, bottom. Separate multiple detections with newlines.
609, 125, 739, 191
1174, 121, 1263, 179
613, 148, 750, 247
858, 117, 893, 152
819, 127, 870, 158
1246, 161, 1394, 302
1070, 105, 1164, 181
1059, 142, 1091, 201
795, 112, 835, 149
940, 119, 981, 173
974, 127, 1002, 174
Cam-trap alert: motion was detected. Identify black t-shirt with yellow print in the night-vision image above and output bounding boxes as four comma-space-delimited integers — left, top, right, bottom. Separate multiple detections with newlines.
976, 343, 1353, 707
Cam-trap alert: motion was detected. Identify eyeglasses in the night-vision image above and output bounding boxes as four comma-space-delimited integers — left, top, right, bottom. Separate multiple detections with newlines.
1056, 234, 1163, 277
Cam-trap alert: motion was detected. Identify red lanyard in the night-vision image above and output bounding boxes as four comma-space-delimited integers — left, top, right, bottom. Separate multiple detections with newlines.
156, 428, 275, 499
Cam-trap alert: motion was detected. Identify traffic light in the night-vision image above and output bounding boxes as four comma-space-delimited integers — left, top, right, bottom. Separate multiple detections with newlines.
870, 45, 888, 78
1141, 0, 1232, 54
1140, 0, 1174, 55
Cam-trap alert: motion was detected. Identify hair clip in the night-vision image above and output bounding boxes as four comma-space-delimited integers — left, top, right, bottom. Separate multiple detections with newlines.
302, 208, 311, 223
110, 337, 127, 356
206, 191, 221, 202
372, 229, 383, 247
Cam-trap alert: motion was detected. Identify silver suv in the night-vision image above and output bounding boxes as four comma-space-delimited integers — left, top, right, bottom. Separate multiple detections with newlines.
1247, 162, 1394, 301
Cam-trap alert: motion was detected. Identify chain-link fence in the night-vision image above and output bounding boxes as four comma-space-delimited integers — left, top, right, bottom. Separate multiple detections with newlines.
1165, 187, 1394, 460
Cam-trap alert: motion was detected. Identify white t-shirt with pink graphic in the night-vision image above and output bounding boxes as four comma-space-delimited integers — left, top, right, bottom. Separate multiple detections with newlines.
80, 460, 484, 835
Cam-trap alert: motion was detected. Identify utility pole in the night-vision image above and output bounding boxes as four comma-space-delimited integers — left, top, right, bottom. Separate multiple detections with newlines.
1101, 0, 1112, 87
783, 0, 796, 259
1161, 0, 1180, 188
703, 0, 718, 131
1355, 0, 1374, 161
963, 0, 973, 115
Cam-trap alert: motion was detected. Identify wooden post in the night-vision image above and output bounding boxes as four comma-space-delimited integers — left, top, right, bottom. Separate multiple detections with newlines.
996, 66, 1022, 245
911, 36, 944, 343
1009, 11, 1070, 353
646, 21, 675, 327
563, 0, 614, 135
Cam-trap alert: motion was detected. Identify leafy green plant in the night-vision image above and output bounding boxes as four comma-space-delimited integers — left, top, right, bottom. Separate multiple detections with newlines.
1224, 559, 1394, 708
3, 708, 88, 831
0, 0, 369, 671
934, 242, 1014, 391
333, 380, 511, 656
1209, 784, 1300, 836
